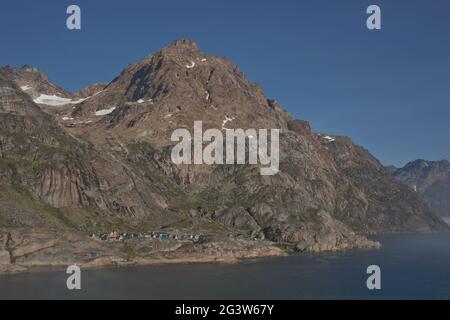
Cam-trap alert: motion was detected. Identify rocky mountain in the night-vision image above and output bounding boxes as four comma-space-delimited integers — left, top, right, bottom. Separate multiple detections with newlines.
0, 69, 181, 272
394, 160, 450, 217
0, 65, 74, 100
0, 39, 446, 273
78, 83, 107, 98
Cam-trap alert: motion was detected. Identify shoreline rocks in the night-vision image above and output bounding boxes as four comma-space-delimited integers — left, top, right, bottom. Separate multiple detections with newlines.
0, 232, 382, 275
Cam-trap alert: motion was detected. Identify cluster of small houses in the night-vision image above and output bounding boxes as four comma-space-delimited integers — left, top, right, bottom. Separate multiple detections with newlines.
92, 230, 203, 243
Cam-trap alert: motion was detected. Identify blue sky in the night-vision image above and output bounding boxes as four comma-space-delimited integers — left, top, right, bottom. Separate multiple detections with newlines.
1, 0, 449, 167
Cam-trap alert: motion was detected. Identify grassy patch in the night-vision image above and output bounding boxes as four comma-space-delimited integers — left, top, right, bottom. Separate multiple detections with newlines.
42, 205, 78, 230
122, 242, 136, 261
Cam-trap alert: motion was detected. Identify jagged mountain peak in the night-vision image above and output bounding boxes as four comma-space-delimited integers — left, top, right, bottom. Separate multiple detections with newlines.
0, 65, 73, 100
2, 65, 48, 83
163, 38, 200, 53
398, 159, 450, 173
19, 64, 41, 73
68, 40, 291, 143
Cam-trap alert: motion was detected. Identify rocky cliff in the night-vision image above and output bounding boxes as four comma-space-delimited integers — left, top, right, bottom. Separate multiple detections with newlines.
0, 39, 446, 273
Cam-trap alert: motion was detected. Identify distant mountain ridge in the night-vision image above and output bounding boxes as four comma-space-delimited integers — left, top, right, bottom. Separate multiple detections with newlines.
394, 159, 450, 217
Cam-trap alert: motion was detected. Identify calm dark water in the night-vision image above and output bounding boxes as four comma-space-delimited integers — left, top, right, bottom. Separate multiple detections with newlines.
1, 233, 450, 300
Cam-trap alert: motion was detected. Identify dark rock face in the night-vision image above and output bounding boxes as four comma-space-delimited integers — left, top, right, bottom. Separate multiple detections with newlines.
394, 160, 450, 217
288, 120, 312, 136
212, 207, 261, 237
0, 39, 447, 271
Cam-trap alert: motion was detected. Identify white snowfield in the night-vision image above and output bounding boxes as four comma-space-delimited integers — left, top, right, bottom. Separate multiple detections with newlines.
33, 94, 87, 106
137, 99, 145, 104
323, 135, 336, 142
95, 107, 116, 116
20, 85, 32, 91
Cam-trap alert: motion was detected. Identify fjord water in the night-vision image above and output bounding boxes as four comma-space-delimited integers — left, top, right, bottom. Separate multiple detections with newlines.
1, 233, 450, 300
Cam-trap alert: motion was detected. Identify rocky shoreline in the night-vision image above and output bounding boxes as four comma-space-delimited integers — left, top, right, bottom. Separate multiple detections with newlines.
0, 228, 380, 275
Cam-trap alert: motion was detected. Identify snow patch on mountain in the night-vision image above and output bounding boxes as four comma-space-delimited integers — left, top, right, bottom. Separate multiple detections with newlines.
95, 107, 116, 116
318, 134, 335, 143
186, 61, 196, 69
34, 94, 87, 106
